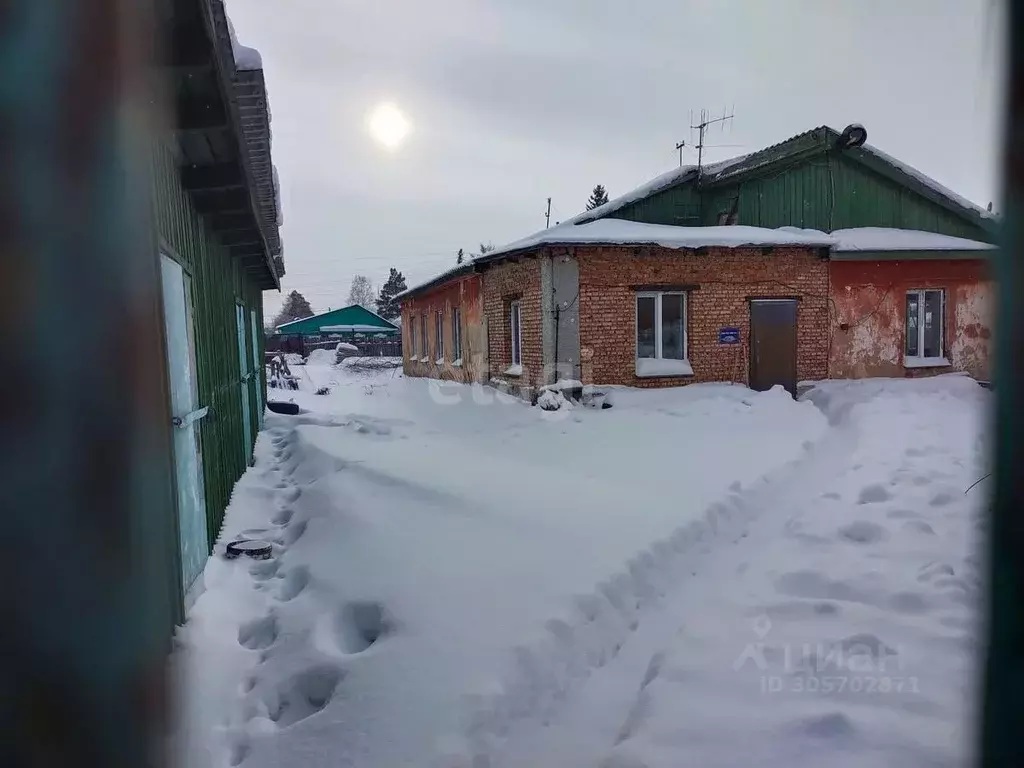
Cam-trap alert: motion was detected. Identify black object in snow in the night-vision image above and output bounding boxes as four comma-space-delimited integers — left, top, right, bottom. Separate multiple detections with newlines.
267, 401, 300, 415
225, 539, 273, 560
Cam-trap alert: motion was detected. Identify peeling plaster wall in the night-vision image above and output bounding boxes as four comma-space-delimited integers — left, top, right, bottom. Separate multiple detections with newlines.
829, 259, 993, 380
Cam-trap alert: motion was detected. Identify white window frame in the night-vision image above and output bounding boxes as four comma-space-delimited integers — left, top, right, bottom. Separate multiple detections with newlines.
435, 310, 445, 362
635, 291, 692, 377
510, 300, 522, 368
904, 288, 949, 368
452, 307, 463, 364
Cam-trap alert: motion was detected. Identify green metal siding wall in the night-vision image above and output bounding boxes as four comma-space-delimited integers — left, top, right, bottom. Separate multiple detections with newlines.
609, 154, 991, 242
152, 140, 265, 546
610, 184, 701, 226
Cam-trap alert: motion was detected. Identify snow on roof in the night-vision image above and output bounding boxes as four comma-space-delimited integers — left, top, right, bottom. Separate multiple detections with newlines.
483, 220, 836, 259
395, 262, 475, 301
860, 144, 996, 220
829, 227, 995, 252
225, 5, 263, 71
273, 165, 283, 227
235, 44, 263, 71
570, 166, 696, 223
572, 154, 752, 225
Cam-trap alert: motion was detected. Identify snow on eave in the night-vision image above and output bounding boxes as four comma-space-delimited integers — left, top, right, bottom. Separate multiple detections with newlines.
395, 263, 476, 302
571, 165, 698, 224
225, 4, 264, 70
859, 144, 997, 222
478, 220, 836, 263
830, 227, 996, 253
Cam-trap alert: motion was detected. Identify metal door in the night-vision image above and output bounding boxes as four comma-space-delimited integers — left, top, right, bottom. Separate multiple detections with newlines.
250, 308, 264, 428
236, 304, 253, 464
160, 254, 209, 592
749, 299, 798, 396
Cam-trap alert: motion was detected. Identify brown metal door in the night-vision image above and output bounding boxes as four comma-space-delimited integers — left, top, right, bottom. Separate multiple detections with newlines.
749, 299, 798, 396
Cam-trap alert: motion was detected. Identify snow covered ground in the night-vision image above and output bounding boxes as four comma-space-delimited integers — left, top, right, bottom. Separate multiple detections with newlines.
171, 363, 988, 768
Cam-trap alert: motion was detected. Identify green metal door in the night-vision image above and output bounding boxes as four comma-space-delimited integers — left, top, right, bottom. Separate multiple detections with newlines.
250, 308, 264, 428
236, 304, 252, 464
161, 254, 209, 592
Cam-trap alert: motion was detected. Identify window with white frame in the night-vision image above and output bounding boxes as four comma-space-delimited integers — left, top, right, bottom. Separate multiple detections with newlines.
420, 314, 427, 360
409, 316, 417, 358
635, 291, 692, 377
435, 311, 445, 361
452, 307, 462, 362
905, 289, 946, 366
510, 300, 522, 368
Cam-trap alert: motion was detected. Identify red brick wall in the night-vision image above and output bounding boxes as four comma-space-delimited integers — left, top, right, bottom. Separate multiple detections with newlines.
481, 258, 544, 389
400, 274, 486, 382
576, 245, 830, 387
829, 259, 993, 380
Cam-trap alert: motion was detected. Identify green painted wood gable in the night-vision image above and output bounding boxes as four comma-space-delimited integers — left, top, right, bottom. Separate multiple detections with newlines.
604, 126, 996, 243
153, 139, 265, 554
276, 305, 398, 335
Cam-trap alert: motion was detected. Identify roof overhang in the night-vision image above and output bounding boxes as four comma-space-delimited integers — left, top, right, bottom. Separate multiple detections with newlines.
396, 262, 477, 302
831, 249, 994, 261
162, 0, 280, 290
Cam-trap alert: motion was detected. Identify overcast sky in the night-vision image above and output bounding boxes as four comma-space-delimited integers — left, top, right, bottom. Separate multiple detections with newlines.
227, 0, 1006, 321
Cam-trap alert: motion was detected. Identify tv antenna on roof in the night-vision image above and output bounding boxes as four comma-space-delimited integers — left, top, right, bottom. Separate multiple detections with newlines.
675, 140, 686, 167
691, 106, 735, 183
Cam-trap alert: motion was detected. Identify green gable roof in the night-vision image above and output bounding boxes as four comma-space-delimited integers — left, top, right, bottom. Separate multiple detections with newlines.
578, 125, 998, 241
275, 304, 398, 336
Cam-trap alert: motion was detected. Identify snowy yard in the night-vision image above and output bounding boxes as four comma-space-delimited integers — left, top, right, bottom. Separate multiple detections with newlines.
172, 361, 988, 768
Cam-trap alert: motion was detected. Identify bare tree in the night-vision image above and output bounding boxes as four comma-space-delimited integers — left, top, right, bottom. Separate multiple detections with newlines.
347, 275, 376, 311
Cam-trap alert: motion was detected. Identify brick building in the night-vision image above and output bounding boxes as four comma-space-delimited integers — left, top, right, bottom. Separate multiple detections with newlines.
399, 124, 999, 395
398, 263, 488, 383
401, 221, 835, 396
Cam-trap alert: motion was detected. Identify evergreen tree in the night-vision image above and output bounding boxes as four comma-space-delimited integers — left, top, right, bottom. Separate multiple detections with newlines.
478, 242, 495, 255
375, 267, 408, 321
271, 290, 314, 328
586, 184, 609, 210
347, 275, 376, 311
456, 248, 465, 265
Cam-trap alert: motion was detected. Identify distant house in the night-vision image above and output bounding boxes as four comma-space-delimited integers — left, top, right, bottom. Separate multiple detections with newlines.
275, 305, 400, 341
399, 124, 997, 395
154, 0, 284, 621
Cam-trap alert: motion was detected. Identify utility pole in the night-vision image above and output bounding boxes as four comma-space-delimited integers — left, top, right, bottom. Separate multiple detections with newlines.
690, 107, 735, 183
675, 140, 686, 167
545, 197, 552, 229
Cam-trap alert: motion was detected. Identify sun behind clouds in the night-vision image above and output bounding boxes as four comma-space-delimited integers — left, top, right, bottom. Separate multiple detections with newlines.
367, 102, 411, 151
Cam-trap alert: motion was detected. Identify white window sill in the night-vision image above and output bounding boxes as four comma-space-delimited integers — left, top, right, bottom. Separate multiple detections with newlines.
419, 356, 429, 363
452, 358, 463, 368
504, 364, 523, 376
636, 358, 694, 378
435, 358, 445, 365
903, 356, 951, 369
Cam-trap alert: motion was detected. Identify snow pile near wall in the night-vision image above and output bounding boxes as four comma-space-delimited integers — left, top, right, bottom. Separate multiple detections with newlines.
335, 342, 359, 354
304, 348, 335, 366
537, 388, 572, 411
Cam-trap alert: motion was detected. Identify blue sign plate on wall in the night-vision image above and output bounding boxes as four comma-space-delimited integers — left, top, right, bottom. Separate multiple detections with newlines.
719, 327, 740, 344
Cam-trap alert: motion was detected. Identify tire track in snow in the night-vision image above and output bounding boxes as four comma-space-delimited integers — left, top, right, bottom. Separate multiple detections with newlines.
448, 427, 857, 767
